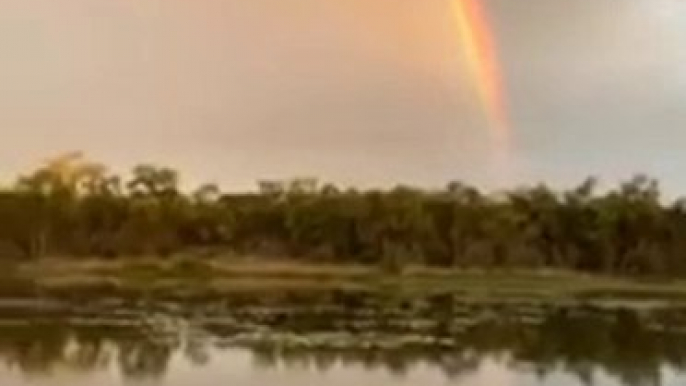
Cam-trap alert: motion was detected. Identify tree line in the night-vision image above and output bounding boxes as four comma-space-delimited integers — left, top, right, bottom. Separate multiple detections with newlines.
1, 153, 686, 276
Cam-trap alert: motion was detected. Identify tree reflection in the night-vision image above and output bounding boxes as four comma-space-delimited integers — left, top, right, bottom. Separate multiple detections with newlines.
247, 306, 686, 386
0, 306, 685, 386
0, 323, 175, 381
117, 340, 173, 381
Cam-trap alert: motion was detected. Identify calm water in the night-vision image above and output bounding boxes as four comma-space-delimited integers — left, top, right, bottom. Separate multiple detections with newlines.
1, 300, 686, 386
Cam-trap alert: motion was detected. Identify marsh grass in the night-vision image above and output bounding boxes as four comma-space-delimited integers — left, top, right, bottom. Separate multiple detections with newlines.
5, 258, 686, 304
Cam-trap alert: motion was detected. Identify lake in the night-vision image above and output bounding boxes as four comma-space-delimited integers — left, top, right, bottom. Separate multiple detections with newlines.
0, 299, 685, 386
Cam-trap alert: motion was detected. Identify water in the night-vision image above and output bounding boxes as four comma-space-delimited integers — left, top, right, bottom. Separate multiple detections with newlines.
1, 301, 686, 386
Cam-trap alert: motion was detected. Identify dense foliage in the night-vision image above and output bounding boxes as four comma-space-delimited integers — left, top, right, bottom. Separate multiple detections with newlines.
2, 153, 686, 276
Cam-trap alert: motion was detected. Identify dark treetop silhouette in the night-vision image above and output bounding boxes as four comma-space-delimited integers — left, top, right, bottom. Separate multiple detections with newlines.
1, 153, 684, 277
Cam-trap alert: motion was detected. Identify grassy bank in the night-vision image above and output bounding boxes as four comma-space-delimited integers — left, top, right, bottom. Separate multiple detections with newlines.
3, 258, 686, 304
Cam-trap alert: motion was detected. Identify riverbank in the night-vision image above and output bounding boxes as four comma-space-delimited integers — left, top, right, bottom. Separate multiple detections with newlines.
2, 258, 686, 304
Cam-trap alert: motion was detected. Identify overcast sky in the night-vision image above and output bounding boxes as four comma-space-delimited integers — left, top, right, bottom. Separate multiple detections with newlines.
0, 0, 685, 192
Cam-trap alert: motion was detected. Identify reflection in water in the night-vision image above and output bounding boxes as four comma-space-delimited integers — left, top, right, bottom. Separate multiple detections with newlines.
0, 306, 686, 385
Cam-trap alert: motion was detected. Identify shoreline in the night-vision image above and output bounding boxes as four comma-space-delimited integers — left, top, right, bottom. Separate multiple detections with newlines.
3, 258, 686, 304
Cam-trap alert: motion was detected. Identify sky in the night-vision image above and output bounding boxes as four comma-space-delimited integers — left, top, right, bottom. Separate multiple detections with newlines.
0, 0, 685, 192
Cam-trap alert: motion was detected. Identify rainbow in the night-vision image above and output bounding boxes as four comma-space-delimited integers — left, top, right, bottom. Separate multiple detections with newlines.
452, 0, 510, 159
